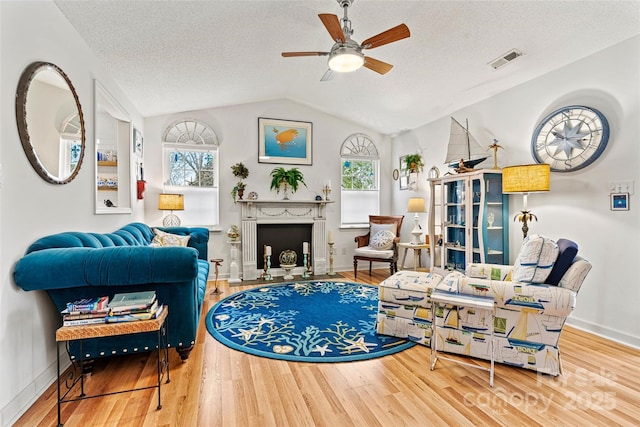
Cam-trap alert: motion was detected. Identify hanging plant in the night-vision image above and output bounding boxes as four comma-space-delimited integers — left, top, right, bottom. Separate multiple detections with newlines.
404, 153, 424, 173
231, 162, 249, 203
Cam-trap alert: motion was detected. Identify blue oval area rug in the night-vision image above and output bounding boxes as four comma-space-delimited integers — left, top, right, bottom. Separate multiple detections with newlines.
206, 281, 415, 362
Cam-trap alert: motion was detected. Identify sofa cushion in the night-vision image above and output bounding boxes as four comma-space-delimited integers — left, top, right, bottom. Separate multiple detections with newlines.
370, 230, 395, 250
558, 256, 592, 292
512, 234, 559, 283
370, 222, 397, 239
152, 228, 190, 247
545, 239, 578, 286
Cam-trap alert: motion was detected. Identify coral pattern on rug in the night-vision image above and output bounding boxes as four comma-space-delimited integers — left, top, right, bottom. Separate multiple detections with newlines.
206, 281, 415, 362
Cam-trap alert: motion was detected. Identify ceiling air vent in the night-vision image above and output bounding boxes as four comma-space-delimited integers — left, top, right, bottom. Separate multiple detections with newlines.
488, 49, 524, 70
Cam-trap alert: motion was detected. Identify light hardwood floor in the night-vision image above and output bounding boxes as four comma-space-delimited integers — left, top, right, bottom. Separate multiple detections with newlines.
15, 269, 640, 427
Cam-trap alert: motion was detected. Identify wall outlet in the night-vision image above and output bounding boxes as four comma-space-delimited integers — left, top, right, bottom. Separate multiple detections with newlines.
609, 180, 634, 195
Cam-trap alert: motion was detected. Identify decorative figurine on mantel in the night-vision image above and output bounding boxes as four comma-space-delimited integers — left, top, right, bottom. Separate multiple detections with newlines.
487, 139, 504, 170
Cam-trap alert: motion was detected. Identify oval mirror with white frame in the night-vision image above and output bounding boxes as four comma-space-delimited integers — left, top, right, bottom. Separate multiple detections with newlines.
94, 80, 132, 214
16, 62, 86, 184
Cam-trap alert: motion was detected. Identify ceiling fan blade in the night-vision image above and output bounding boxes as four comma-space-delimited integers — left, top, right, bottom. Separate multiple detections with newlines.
363, 57, 394, 75
318, 13, 345, 43
361, 24, 410, 49
320, 69, 335, 82
282, 51, 329, 57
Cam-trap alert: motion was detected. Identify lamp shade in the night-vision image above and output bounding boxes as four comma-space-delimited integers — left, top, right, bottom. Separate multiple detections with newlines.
407, 197, 426, 213
502, 164, 550, 194
158, 193, 184, 211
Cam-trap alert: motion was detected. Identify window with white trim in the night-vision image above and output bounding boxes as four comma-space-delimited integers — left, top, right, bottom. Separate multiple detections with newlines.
162, 119, 219, 227
340, 133, 379, 227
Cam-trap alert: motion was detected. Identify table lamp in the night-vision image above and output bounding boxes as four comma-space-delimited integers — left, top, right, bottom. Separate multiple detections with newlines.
502, 164, 550, 238
158, 193, 184, 226
407, 197, 427, 244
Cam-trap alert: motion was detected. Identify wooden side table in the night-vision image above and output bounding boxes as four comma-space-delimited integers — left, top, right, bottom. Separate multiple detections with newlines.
398, 242, 430, 270
55, 308, 169, 426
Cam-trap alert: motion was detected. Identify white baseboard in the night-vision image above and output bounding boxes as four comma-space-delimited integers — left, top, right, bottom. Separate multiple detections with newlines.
566, 317, 640, 350
1, 348, 70, 427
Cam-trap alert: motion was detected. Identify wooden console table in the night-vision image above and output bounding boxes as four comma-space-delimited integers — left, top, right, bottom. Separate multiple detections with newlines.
55, 308, 169, 426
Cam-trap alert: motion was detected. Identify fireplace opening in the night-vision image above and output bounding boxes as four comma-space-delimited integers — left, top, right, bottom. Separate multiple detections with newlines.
256, 223, 313, 269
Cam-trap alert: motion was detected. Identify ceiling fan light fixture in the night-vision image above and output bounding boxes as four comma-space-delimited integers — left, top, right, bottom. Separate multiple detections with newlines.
328, 47, 364, 72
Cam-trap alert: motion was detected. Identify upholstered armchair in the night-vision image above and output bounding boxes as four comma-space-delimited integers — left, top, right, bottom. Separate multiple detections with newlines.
353, 215, 404, 278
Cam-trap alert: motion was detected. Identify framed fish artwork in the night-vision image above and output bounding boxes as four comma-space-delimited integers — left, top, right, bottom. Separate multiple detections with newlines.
258, 117, 312, 165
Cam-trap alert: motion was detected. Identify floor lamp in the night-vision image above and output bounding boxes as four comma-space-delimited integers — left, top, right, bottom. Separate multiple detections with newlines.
407, 197, 427, 244
502, 164, 550, 238
158, 193, 184, 226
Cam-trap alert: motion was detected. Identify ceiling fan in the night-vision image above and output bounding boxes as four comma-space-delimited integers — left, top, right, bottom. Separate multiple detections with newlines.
281, 0, 410, 81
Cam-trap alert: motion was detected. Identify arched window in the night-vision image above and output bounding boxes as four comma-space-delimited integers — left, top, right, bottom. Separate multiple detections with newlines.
340, 133, 380, 226
162, 119, 219, 226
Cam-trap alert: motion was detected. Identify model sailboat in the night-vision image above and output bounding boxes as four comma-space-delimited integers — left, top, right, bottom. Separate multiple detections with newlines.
445, 117, 489, 173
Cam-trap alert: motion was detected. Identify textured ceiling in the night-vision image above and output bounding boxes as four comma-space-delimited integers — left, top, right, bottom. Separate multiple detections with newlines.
55, 0, 640, 135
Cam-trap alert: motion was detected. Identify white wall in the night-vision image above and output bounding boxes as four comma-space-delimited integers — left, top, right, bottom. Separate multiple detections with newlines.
0, 2, 145, 425
392, 36, 640, 349
143, 99, 391, 274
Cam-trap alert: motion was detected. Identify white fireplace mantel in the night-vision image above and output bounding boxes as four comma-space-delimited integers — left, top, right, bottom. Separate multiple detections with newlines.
237, 199, 333, 280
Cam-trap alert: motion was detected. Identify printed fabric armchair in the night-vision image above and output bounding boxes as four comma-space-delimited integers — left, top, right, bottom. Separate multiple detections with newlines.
353, 215, 404, 278
434, 234, 592, 376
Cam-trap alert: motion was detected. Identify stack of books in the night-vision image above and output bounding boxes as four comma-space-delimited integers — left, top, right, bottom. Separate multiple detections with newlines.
61, 291, 163, 326
62, 296, 110, 326
105, 291, 162, 323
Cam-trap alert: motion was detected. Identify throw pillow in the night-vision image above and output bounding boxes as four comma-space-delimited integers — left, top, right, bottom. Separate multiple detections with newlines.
545, 239, 579, 286
370, 230, 395, 250
369, 222, 397, 239
512, 234, 559, 283
152, 228, 190, 247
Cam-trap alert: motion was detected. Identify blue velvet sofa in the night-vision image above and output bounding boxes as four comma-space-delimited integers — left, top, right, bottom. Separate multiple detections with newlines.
14, 222, 210, 362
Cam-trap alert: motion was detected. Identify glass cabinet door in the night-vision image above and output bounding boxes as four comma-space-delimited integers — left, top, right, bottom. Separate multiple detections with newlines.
443, 178, 467, 272
482, 173, 508, 265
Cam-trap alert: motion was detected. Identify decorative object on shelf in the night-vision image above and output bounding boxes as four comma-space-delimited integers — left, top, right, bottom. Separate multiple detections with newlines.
260, 245, 273, 281
231, 162, 249, 203
502, 164, 550, 238
487, 212, 495, 228
487, 139, 503, 170
269, 167, 307, 200
403, 153, 424, 174
258, 117, 312, 165
445, 117, 488, 173
531, 105, 610, 172
210, 258, 223, 295
407, 197, 427, 244
247, 191, 258, 200
133, 127, 143, 158
104, 199, 115, 208
158, 193, 184, 226
227, 225, 240, 241
279, 249, 297, 280
322, 179, 332, 201
315, 194, 323, 201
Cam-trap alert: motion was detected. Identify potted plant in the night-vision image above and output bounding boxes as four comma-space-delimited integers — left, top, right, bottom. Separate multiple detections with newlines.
269, 167, 307, 200
404, 154, 424, 173
231, 162, 249, 202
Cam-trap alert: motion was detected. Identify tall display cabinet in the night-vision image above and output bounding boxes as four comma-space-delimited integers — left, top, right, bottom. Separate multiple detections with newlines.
428, 170, 509, 275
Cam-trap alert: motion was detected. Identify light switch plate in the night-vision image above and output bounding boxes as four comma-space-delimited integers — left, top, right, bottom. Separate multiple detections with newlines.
609, 180, 634, 195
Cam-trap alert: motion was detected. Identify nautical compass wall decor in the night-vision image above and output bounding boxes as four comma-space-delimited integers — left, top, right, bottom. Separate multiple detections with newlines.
531, 105, 610, 172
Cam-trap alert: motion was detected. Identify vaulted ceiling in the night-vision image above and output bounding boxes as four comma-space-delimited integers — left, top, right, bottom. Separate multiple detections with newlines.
55, 0, 640, 135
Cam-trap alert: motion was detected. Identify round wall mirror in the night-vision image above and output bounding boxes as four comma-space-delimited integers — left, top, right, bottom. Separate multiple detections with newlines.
16, 61, 86, 184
